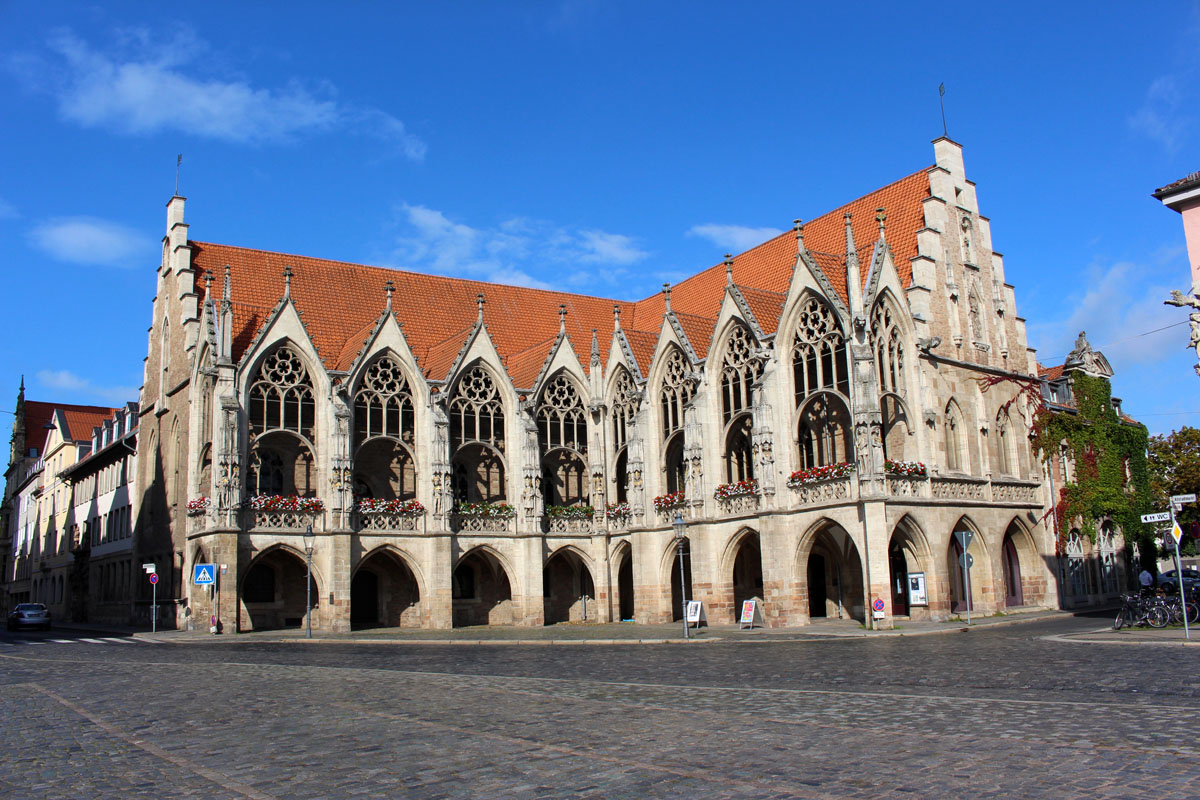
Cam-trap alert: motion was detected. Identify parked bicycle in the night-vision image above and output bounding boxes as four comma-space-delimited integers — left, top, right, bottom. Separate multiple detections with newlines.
1113, 593, 1169, 629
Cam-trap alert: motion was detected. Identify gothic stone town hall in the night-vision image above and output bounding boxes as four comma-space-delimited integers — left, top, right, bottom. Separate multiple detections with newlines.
138, 138, 1060, 633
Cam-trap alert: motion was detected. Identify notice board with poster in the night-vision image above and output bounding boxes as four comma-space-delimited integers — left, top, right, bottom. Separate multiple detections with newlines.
685, 600, 707, 628
739, 599, 764, 629
908, 572, 928, 606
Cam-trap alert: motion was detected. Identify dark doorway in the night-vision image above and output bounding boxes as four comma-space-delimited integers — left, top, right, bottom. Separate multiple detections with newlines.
351, 570, 379, 625
949, 536, 973, 613
889, 541, 909, 616
1003, 535, 1024, 607
453, 550, 513, 627
617, 551, 634, 621
670, 539, 693, 621
543, 550, 594, 625
808, 553, 828, 618
731, 533, 764, 622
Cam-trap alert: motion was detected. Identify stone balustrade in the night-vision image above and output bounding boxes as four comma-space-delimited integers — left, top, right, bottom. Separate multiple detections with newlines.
357, 512, 426, 533
246, 509, 325, 532
716, 493, 761, 516
547, 516, 594, 534
929, 476, 990, 502
789, 476, 854, 506
451, 513, 514, 533
990, 479, 1040, 504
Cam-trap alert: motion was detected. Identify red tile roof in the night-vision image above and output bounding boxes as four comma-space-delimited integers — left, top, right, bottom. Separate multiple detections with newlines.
59, 408, 120, 443
189, 167, 932, 387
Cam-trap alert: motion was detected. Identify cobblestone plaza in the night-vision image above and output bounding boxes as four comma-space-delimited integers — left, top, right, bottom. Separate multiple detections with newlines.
1, 614, 1195, 799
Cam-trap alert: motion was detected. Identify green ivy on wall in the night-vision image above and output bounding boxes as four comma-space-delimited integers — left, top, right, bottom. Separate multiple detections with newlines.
1030, 373, 1151, 556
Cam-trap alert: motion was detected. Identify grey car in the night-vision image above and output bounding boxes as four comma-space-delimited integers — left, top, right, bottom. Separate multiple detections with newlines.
1157, 569, 1200, 593
6, 603, 51, 631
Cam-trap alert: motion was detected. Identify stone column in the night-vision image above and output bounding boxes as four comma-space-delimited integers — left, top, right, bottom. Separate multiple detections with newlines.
861, 499, 892, 629
323, 532, 352, 633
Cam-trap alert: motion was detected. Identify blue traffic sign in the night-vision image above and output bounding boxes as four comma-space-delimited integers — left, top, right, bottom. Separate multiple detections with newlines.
193, 564, 216, 585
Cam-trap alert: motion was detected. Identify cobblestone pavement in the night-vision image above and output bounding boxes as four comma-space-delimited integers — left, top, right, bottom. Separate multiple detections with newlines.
1, 614, 1197, 799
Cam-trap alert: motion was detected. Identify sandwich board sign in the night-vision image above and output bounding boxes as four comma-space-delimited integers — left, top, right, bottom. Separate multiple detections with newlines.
739, 599, 764, 630
685, 600, 707, 628
193, 564, 216, 586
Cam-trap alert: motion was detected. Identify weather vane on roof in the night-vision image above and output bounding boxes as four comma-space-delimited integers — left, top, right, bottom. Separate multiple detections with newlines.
175, 154, 182, 196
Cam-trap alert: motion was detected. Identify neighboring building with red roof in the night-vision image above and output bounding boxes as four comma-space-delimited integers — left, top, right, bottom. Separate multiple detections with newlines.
133, 137, 1063, 634
1, 379, 119, 613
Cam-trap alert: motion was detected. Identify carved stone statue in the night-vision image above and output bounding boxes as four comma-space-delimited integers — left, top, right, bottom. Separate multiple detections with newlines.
1166, 284, 1200, 377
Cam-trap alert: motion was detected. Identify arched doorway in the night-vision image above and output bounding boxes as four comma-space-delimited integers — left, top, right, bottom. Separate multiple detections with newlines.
453, 549, 514, 627
239, 548, 317, 631
352, 549, 421, 628
543, 549, 595, 624
889, 539, 910, 616
731, 532, 763, 622
669, 538, 693, 621
616, 546, 634, 621
948, 523, 987, 614
1002, 535, 1023, 607
1002, 519, 1038, 608
804, 526, 865, 622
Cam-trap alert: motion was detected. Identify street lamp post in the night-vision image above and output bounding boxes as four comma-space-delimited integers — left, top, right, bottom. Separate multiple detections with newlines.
303, 524, 315, 640
673, 512, 689, 640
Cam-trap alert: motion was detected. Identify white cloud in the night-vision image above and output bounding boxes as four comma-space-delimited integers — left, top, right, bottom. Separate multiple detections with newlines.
687, 223, 785, 253
388, 204, 647, 290
17, 28, 424, 158
36, 370, 138, 404
1129, 75, 1189, 154
29, 216, 149, 268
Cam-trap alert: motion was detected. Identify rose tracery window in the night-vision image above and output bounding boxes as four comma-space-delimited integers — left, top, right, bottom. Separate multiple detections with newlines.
450, 365, 506, 504
610, 367, 639, 504
353, 356, 417, 501
537, 374, 588, 507
792, 297, 849, 404
659, 348, 693, 496
247, 344, 317, 498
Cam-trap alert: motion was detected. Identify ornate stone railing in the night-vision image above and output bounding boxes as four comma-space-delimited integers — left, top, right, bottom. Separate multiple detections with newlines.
930, 476, 989, 502
451, 514, 514, 533
789, 476, 854, 506
547, 516, 593, 534
656, 505, 693, 526
991, 479, 1040, 504
886, 475, 929, 498
246, 509, 325, 532
357, 512, 426, 533
606, 512, 633, 531
717, 493, 761, 516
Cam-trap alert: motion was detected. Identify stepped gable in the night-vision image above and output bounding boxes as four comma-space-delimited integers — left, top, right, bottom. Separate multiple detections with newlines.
190, 243, 635, 384
629, 169, 931, 329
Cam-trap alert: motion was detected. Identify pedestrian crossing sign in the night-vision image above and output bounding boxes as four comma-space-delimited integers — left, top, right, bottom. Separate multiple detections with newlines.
193, 564, 216, 585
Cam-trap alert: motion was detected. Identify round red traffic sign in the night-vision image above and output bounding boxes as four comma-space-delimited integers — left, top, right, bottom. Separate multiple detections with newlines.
872, 598, 885, 612
149, 573, 159, 585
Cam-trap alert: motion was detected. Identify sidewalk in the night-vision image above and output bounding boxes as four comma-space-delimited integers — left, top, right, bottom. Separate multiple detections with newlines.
52, 605, 1087, 646
1044, 623, 1200, 647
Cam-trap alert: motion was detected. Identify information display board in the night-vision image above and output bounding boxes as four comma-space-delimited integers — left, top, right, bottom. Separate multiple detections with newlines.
908, 572, 928, 606
739, 599, 764, 629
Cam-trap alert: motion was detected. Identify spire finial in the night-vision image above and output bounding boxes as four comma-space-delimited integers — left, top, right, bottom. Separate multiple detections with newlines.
476, 292, 485, 323
204, 270, 213, 295
662, 283, 672, 313
223, 265, 232, 307
793, 218, 805, 249
283, 265, 293, 298
558, 303, 567, 333
724, 254, 734, 287
590, 329, 601, 366
613, 304, 622, 331
843, 212, 855, 255
876, 207, 887, 239
385, 279, 395, 310
19, 375, 24, 392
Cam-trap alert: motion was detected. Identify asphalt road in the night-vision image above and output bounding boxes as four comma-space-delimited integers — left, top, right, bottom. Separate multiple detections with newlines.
1, 613, 1195, 799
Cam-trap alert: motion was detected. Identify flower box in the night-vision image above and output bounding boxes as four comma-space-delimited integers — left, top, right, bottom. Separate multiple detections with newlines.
546, 504, 594, 519
787, 462, 854, 488
885, 459, 927, 478
358, 498, 425, 515
247, 495, 324, 513
453, 501, 515, 519
714, 480, 758, 500
187, 497, 211, 516
605, 502, 631, 519
653, 491, 686, 512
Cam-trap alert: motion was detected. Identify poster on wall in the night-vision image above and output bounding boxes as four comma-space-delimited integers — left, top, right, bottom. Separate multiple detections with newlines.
908, 572, 928, 606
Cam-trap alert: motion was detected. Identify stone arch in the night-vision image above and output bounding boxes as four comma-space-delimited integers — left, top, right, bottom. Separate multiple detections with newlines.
793, 390, 853, 470
662, 534, 694, 622
351, 546, 423, 628
453, 545, 516, 627
796, 519, 865, 622
720, 527, 764, 623
449, 362, 508, 504
352, 351, 418, 502
879, 392, 912, 462
537, 371, 589, 508
888, 514, 934, 619
947, 516, 993, 614
607, 366, 640, 503
943, 399, 968, 473
238, 544, 320, 632
1001, 516, 1040, 608
543, 545, 596, 624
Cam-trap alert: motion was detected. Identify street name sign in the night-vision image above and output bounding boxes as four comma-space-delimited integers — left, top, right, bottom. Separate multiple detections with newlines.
1171, 494, 1197, 504
1142, 512, 1171, 524
142, 563, 156, 573
193, 564, 216, 586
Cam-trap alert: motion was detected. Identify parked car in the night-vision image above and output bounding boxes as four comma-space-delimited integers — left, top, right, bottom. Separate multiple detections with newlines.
6, 603, 51, 631
1157, 569, 1200, 592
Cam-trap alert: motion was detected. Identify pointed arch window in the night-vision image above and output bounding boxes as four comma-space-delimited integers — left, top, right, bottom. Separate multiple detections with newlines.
609, 367, 639, 503
797, 395, 851, 470
449, 365, 506, 504
247, 344, 317, 498
944, 402, 965, 473
353, 356, 417, 501
869, 299, 905, 397
720, 324, 761, 482
792, 296, 849, 405
659, 348, 694, 441
537, 374, 588, 507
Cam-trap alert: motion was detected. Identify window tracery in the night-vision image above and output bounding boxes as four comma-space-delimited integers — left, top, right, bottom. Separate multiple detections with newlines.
792, 296, 849, 405
449, 365, 506, 503
537, 374, 588, 507
354, 356, 414, 447
248, 345, 315, 441
659, 348, 694, 441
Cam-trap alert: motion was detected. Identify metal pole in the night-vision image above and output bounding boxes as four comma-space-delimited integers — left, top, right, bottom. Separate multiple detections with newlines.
679, 538, 689, 640
1171, 504, 1190, 640
305, 546, 313, 640
151, 578, 157, 634
964, 553, 972, 626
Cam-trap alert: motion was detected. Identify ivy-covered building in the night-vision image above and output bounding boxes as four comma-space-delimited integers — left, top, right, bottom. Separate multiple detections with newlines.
1036, 332, 1150, 608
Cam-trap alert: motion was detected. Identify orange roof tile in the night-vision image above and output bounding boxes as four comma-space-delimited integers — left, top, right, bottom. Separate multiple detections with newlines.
737, 286, 786, 337
59, 408, 120, 443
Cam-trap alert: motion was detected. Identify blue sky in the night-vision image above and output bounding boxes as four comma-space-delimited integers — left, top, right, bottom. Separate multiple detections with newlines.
2, 2, 1198, 435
